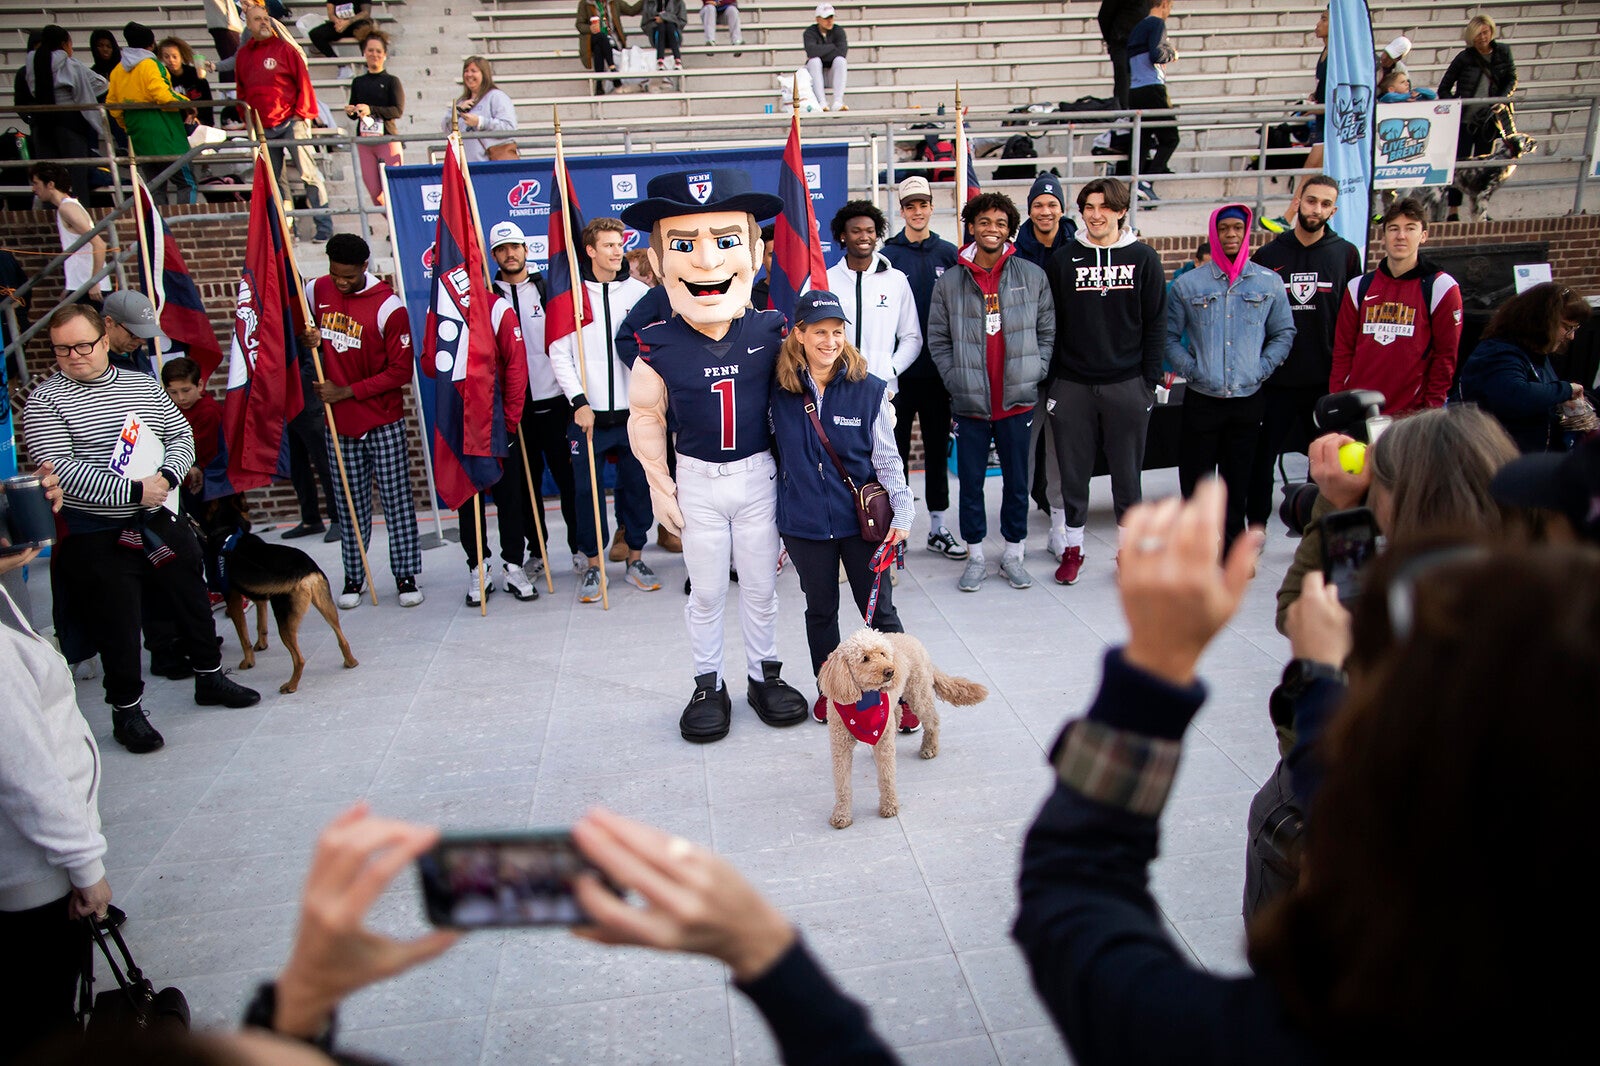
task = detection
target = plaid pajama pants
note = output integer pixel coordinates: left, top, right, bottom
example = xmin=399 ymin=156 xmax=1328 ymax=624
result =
xmin=325 ymin=419 xmax=422 ymax=587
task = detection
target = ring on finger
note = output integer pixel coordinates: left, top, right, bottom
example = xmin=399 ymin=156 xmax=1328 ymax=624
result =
xmin=1136 ymin=536 xmax=1165 ymax=553
xmin=666 ymin=836 xmax=692 ymax=861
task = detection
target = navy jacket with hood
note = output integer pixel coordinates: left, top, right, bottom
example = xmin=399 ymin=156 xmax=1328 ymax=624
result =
xmin=881 ymin=228 xmax=960 ymax=382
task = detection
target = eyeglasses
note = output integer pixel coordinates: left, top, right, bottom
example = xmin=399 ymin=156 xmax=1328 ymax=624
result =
xmin=50 ymin=340 xmax=101 ymax=358
xmin=1385 ymin=545 xmax=1489 ymax=643
xmin=1560 ymin=322 xmax=1580 ymax=340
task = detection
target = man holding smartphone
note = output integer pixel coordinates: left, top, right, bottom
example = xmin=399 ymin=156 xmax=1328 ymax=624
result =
xmin=23 ymin=305 xmax=259 ymax=754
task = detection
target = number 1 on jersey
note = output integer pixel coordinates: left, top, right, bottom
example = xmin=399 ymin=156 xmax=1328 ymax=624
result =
xmin=711 ymin=378 xmax=735 ymax=451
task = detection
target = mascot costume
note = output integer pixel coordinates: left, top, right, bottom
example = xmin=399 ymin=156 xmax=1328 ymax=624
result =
xmin=623 ymin=169 xmax=811 ymax=743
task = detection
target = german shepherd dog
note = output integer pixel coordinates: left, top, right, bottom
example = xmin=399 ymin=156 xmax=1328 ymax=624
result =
xmin=196 ymin=496 xmax=358 ymax=693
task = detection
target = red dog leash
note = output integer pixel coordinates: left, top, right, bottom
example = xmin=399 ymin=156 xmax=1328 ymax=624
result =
xmin=862 ymin=539 xmax=903 ymax=626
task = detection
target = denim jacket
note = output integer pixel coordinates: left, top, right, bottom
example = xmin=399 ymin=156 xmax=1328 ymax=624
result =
xmin=1164 ymin=260 xmax=1296 ymax=399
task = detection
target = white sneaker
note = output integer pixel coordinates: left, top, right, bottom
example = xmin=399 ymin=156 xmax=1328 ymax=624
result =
xmin=502 ymin=562 xmax=538 ymax=601
xmin=397 ymin=577 xmax=424 ymax=608
xmin=338 ymin=580 xmax=363 ymax=610
xmin=572 ymin=551 xmax=588 ymax=575
xmin=1048 ymin=529 xmax=1068 ymax=563
xmin=72 ymin=657 xmax=100 ymax=681
xmin=337 ymin=64 xmax=353 ymax=80
xmin=465 ymin=565 xmax=496 ymax=607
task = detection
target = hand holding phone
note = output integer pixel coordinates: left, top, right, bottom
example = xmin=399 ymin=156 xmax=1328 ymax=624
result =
xmin=1319 ymin=506 xmax=1380 ymax=604
xmin=418 ymin=831 xmax=606 ymax=928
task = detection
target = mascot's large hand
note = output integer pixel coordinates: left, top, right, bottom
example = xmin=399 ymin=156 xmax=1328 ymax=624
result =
xmin=626 ymin=359 xmax=685 ymax=536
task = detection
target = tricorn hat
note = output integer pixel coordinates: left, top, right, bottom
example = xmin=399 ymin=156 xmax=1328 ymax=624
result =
xmin=620 ymin=169 xmax=784 ymax=232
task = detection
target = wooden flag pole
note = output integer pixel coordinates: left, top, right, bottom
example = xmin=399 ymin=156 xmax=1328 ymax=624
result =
xmin=472 ymin=483 xmax=487 ymax=615
xmin=954 ymin=82 xmax=967 ymax=220
xmin=124 ymin=150 xmax=160 ymax=370
xmin=456 ymin=133 xmax=554 ymax=595
xmin=252 ymin=114 xmax=379 ymax=605
xmin=554 ymin=107 xmax=609 ymax=610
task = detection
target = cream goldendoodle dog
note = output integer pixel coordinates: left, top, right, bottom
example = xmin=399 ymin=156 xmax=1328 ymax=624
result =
xmin=816 ymin=629 xmax=988 ymax=829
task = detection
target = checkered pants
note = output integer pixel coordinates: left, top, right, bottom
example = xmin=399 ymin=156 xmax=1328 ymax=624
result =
xmin=325 ymin=419 xmax=422 ymax=587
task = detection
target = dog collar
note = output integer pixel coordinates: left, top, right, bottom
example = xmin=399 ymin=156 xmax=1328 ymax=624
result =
xmin=832 ymin=691 xmax=890 ymax=745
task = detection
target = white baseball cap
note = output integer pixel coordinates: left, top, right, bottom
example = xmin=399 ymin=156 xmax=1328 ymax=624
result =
xmin=488 ymin=221 xmax=529 ymax=250
xmin=897 ymin=176 xmax=932 ymax=203
xmin=1384 ymin=35 xmax=1412 ymax=60
xmin=815 ymin=4 xmax=836 ymax=19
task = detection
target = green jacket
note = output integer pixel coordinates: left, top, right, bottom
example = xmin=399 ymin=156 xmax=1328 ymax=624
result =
xmin=107 ymin=52 xmax=190 ymax=157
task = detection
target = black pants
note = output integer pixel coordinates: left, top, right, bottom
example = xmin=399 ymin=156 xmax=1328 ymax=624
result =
xmin=1106 ymin=41 xmax=1131 ymax=109
xmin=1178 ymin=389 xmax=1267 ymax=546
xmin=1246 ymin=384 xmax=1323 ymax=527
xmin=309 ymin=19 xmax=369 ymax=57
xmin=590 ymin=32 xmax=619 ymax=94
xmin=54 ymin=512 xmax=222 ymax=708
xmin=782 ymin=533 xmax=904 ymax=678
xmin=286 ymin=385 xmax=339 ymax=527
xmin=1048 ymin=377 xmax=1151 ymax=528
xmin=651 ymin=22 xmax=682 ymax=60
xmin=505 ymin=396 xmax=579 ymax=559
xmin=0 ymin=895 xmax=86 ymax=1066
xmin=1127 ymin=83 xmax=1178 ymax=176
xmin=892 ymin=374 xmax=952 ymax=515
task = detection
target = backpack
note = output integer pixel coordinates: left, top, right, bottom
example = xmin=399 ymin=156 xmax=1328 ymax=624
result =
xmin=992 ymin=134 xmax=1040 ymax=181
xmin=0 ymin=128 xmax=31 ymax=209
xmin=911 ymin=123 xmax=955 ymax=183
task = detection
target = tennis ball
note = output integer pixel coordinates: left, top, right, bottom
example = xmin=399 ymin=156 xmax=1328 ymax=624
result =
xmin=1338 ymin=441 xmax=1367 ymax=476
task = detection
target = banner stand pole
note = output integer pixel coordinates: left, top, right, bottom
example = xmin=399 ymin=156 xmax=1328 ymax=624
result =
xmin=380 ymin=162 xmax=448 ymax=550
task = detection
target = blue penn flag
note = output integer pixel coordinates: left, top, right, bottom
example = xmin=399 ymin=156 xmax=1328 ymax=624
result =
xmin=768 ymin=112 xmax=828 ymax=318
xmin=1325 ymin=0 xmax=1376 ymax=249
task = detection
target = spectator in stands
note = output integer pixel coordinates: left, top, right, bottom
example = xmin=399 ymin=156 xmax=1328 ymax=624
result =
xmin=1045 ymin=176 xmax=1166 ymax=586
xmin=158 ymin=37 xmax=214 ymax=127
xmin=309 ymin=2 xmax=375 ymax=59
xmin=1166 ymin=202 xmax=1295 ymax=546
xmin=28 ymin=162 xmax=109 ymax=306
xmin=23 ymin=304 xmax=260 ymax=754
xmin=1458 ymin=282 xmax=1590 ymax=453
xmin=825 ymin=201 xmax=922 ymax=392
xmin=1098 ymin=0 xmax=1147 ymax=110
xmin=1260 ymin=11 xmax=1329 ymax=235
xmin=1248 ymin=174 xmax=1362 ymax=532
xmin=1125 ymin=0 xmax=1178 ymax=203
xmin=1439 ymin=15 xmax=1518 ymax=220
xmin=928 ymin=192 xmax=1055 ymax=592
xmin=22 ymin=26 xmax=107 ymax=210
xmin=106 ymin=22 xmax=199 ymax=205
xmin=747 ymin=223 xmax=773 ymax=308
xmin=444 ymin=56 xmax=519 ymax=163
xmin=160 ymin=356 xmax=225 ymax=514
xmin=236 ymin=4 xmax=334 ymax=242
xmin=0 ymin=476 xmax=112 ymax=1064
xmin=1377 ymin=69 xmax=1436 ymax=103
xmin=577 ymin=1 xmax=641 ymax=96
xmin=881 ymin=176 xmax=962 ymax=561
xmin=1377 ymin=34 xmax=1410 ymax=83
xmin=203 ymin=0 xmax=243 ymax=65
xmin=701 ymin=1 xmax=743 ymax=50
xmin=299 ymin=234 xmax=425 ymax=608
xmin=642 ymin=0 xmax=687 ymax=72
xmin=1330 ymin=198 xmax=1463 ymax=416
xmin=88 ymin=29 xmax=120 ymax=83
xmin=804 ymin=4 xmax=848 ymax=112
xmin=346 ymin=30 xmax=403 ymax=207
xmin=627 ymin=248 xmax=658 ymax=287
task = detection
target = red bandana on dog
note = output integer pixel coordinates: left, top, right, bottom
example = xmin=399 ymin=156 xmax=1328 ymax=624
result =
xmin=832 ymin=691 xmax=890 ymax=744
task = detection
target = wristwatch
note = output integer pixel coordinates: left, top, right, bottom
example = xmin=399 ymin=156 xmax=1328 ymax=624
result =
xmin=242 ymin=981 xmax=338 ymax=1053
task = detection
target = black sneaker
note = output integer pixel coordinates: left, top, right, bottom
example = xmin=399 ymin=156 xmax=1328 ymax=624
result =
xmin=194 ymin=668 xmax=261 ymax=708
xmin=680 ymin=671 xmax=732 ymax=743
xmin=281 ymin=522 xmax=325 ymax=540
xmin=323 ymin=524 xmax=342 ymax=543
xmin=746 ymin=661 xmax=809 ymax=727
xmin=926 ymin=527 xmax=968 ymax=560
xmin=112 ymin=704 xmax=165 ymax=753
xmin=149 ymin=646 xmax=192 ymax=681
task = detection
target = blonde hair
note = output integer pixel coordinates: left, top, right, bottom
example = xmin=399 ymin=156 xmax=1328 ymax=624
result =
xmin=1464 ymin=15 xmax=1497 ymax=44
xmin=774 ymin=326 xmax=867 ymax=395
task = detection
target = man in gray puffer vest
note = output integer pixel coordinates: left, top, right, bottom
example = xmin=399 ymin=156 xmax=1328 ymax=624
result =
xmin=928 ymin=192 xmax=1055 ymax=594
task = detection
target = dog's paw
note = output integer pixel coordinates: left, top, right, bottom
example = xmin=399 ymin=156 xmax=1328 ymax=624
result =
xmin=830 ymin=806 xmax=853 ymax=829
xmin=278 ymin=681 xmax=298 ymax=694
xmin=920 ymin=740 xmax=938 ymax=759
xmin=878 ymin=801 xmax=899 ymax=819
xmin=238 ymin=656 xmax=254 ymax=670
xmin=253 ymin=637 xmax=269 ymax=651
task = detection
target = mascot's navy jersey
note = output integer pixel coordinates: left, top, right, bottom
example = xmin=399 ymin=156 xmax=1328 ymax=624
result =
xmin=635 ymin=309 xmax=788 ymax=462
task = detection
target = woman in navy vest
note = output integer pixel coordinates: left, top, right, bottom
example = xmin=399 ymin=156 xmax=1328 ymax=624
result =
xmin=771 ymin=291 xmax=915 ymax=725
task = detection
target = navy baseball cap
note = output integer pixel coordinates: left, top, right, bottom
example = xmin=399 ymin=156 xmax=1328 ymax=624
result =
xmin=793 ymin=290 xmax=850 ymax=324
xmin=620 ymin=169 xmax=784 ymax=231
xmin=1491 ymin=433 xmax=1600 ymax=545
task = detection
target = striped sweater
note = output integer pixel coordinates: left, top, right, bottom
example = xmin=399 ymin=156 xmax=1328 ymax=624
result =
xmin=22 ymin=366 xmax=195 ymax=532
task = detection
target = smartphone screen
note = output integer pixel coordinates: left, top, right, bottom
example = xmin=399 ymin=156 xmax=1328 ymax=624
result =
xmin=1319 ymin=507 xmax=1380 ymax=604
xmin=417 ymin=831 xmax=599 ymax=928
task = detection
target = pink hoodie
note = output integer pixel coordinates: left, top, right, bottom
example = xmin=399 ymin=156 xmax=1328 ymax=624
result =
xmin=1207 ymin=202 xmax=1254 ymax=287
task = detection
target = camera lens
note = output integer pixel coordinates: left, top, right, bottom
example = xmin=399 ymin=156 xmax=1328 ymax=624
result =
xmin=1279 ymin=482 xmax=1321 ymax=537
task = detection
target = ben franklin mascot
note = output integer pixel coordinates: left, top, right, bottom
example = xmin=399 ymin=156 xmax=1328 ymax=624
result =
xmin=624 ymin=169 xmax=810 ymax=743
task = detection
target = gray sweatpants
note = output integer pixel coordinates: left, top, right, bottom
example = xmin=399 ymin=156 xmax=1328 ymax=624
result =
xmin=1046 ymin=377 xmax=1152 ymax=529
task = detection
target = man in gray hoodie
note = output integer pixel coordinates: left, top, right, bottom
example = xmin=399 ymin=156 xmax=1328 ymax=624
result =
xmin=1044 ymin=177 xmax=1167 ymax=586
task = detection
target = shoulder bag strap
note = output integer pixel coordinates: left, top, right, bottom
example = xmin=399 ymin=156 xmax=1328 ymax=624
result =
xmin=802 ymin=398 xmax=860 ymax=494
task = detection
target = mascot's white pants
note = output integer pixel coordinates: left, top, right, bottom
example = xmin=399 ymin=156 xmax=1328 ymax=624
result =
xmin=676 ymin=453 xmax=781 ymax=684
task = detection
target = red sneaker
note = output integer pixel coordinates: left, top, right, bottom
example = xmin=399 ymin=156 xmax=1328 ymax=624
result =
xmin=812 ymin=693 xmax=828 ymax=724
xmin=1054 ymin=546 xmax=1084 ymax=585
xmin=208 ymin=591 xmax=227 ymax=612
xmin=898 ymin=699 xmax=921 ymax=734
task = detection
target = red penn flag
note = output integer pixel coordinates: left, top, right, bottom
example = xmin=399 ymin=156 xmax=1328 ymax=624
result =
xmin=769 ymin=112 xmax=828 ymax=317
xmin=543 ymin=149 xmax=592 ymax=345
xmin=423 ymin=141 xmax=499 ymax=461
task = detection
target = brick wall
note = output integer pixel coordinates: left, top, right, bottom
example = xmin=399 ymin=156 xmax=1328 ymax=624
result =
xmin=13 ymin=207 xmax=1599 ymax=502
xmin=6 ymin=203 xmax=438 ymax=522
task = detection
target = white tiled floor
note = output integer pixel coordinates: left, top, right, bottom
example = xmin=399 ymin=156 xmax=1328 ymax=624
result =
xmin=49 ymin=464 xmax=1300 ymax=1064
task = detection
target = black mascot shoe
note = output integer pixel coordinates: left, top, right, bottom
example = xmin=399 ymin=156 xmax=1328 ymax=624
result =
xmin=680 ymin=671 xmax=732 ymax=743
xmin=747 ymin=660 xmax=809 ymax=727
